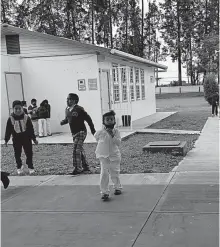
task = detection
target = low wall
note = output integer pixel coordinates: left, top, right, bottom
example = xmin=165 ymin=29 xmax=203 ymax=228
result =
xmin=156 ymin=85 xmax=204 ymax=94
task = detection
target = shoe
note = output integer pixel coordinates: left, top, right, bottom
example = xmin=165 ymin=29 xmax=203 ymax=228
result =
xmin=68 ymin=169 xmax=82 ymax=175
xmin=101 ymin=194 xmax=109 ymax=201
xmin=1 ymin=172 xmax=10 ymax=189
xmin=48 ymin=134 xmax=52 ymax=136
xmin=29 ymin=169 xmax=35 ymax=174
xmin=39 ymin=136 xmax=43 ymax=138
xmin=114 ymin=189 xmax=122 ymax=195
xmin=82 ymin=167 xmax=91 ymax=173
xmin=17 ymin=166 xmax=24 ymax=175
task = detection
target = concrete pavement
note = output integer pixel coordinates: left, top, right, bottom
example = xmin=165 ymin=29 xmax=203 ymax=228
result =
xmin=1 ymin=117 xmax=219 ymax=247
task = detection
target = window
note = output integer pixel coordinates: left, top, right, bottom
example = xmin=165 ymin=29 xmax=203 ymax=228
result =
xmin=112 ymin=63 xmax=119 ymax=83
xmin=112 ymin=64 xmax=120 ymax=102
xmin=130 ymin=67 xmax=135 ymax=101
xmin=121 ymin=67 xmax=128 ymax=101
xmin=140 ymin=69 xmax=145 ymax=99
xmin=6 ymin=35 xmax=20 ymax=54
xmin=135 ymin=68 xmax=140 ymax=100
xmin=113 ymin=84 xmax=120 ymax=102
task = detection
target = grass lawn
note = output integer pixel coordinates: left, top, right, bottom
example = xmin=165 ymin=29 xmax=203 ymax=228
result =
xmin=147 ymin=110 xmax=210 ymax=131
xmin=151 ymin=95 xmax=210 ymax=131
xmin=1 ymin=133 xmax=199 ymax=176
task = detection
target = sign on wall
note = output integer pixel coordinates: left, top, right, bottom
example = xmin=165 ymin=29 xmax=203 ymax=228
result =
xmin=88 ymin=78 xmax=98 ymax=90
xmin=150 ymin=76 xmax=154 ymax=83
xmin=78 ymin=79 xmax=86 ymax=91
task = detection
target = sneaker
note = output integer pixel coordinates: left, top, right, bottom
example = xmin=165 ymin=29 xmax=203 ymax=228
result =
xmin=114 ymin=189 xmax=122 ymax=195
xmin=17 ymin=166 xmax=24 ymax=175
xmin=101 ymin=194 xmax=109 ymax=201
xmin=1 ymin=172 xmax=10 ymax=189
xmin=82 ymin=167 xmax=91 ymax=173
xmin=48 ymin=134 xmax=52 ymax=136
xmin=68 ymin=169 xmax=82 ymax=175
xmin=29 ymin=169 xmax=35 ymax=174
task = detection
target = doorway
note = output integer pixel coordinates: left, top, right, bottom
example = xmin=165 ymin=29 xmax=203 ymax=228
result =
xmin=5 ymin=72 xmax=24 ymax=114
xmin=99 ymin=69 xmax=111 ymax=115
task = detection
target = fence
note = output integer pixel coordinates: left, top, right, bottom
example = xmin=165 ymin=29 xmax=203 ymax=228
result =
xmin=155 ymin=85 xmax=204 ymax=94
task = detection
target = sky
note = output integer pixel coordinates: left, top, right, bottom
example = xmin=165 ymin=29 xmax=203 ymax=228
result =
xmin=16 ymin=0 xmax=186 ymax=85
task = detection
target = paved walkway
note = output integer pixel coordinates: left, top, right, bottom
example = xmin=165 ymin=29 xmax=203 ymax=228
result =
xmin=1 ymin=117 xmax=219 ymax=247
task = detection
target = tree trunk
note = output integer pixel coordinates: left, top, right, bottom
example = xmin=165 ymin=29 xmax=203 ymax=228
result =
xmin=125 ymin=0 xmax=128 ymax=52
xmin=148 ymin=1 xmax=151 ymax=59
xmin=108 ymin=0 xmax=113 ymax=48
xmin=92 ymin=0 xmax=94 ymax=44
xmin=141 ymin=0 xmax=144 ymax=57
xmin=177 ymin=0 xmax=182 ymax=86
xmin=189 ymin=35 xmax=194 ymax=85
xmin=1 ymin=0 xmax=7 ymax=23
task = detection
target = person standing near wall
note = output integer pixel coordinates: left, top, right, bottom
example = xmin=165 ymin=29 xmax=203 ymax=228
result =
xmin=21 ymin=101 xmax=28 ymax=114
xmin=28 ymin=99 xmax=39 ymax=136
xmin=60 ymin=93 xmax=96 ymax=175
xmin=37 ymin=100 xmax=48 ymax=138
xmin=44 ymin=100 xmax=52 ymax=136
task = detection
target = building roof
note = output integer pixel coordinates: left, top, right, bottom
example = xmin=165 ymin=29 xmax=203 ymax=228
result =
xmin=1 ymin=24 xmax=167 ymax=70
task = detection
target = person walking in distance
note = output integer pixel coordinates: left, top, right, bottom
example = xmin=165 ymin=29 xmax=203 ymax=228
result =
xmin=211 ymin=92 xmax=219 ymax=117
xmin=60 ymin=93 xmax=96 ymax=175
xmin=28 ymin=99 xmax=38 ymax=136
xmin=94 ymin=110 xmax=122 ymax=201
xmin=4 ymin=100 xmax=38 ymax=175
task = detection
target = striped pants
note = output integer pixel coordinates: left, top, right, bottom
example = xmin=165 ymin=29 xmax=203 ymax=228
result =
xmin=72 ymin=131 xmax=88 ymax=171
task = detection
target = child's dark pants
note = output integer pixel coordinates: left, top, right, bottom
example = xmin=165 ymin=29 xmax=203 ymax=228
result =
xmin=212 ymin=104 xmax=218 ymax=116
xmin=13 ymin=138 xmax=34 ymax=169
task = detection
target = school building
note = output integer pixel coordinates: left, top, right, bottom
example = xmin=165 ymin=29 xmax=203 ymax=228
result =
xmin=1 ymin=24 xmax=167 ymax=138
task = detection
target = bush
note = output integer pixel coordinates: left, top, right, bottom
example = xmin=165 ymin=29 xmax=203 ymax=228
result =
xmin=203 ymin=73 xmax=219 ymax=105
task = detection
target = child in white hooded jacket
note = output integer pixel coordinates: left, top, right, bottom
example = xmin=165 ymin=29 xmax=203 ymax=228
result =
xmin=94 ymin=110 xmax=122 ymax=201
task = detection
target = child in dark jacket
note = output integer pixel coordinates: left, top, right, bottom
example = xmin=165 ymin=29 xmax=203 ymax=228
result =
xmin=4 ymin=100 xmax=38 ymax=175
xmin=60 ymin=93 xmax=96 ymax=175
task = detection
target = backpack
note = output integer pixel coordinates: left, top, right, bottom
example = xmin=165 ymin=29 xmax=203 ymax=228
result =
xmin=10 ymin=115 xmax=28 ymax=133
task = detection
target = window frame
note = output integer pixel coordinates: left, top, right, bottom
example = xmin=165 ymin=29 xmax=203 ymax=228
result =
xmin=140 ymin=69 xmax=145 ymax=100
xmin=112 ymin=64 xmax=120 ymax=103
xmin=135 ymin=68 xmax=141 ymax=100
xmin=130 ymin=67 xmax=135 ymax=101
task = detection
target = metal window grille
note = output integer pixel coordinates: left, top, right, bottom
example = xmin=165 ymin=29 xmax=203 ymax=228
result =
xmin=6 ymin=35 xmax=20 ymax=54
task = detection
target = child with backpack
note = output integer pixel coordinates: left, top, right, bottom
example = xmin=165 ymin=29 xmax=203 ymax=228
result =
xmin=4 ymin=100 xmax=38 ymax=175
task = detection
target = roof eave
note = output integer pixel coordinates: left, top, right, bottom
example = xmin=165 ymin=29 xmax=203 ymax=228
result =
xmin=110 ymin=49 xmax=168 ymax=70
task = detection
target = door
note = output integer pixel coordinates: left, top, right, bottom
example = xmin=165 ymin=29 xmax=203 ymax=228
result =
xmin=100 ymin=69 xmax=111 ymax=114
xmin=5 ymin=73 xmax=24 ymax=114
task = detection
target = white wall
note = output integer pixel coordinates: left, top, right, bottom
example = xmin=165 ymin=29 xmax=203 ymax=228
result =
xmin=21 ymin=54 xmax=102 ymax=133
xmin=1 ymin=55 xmax=21 ymax=139
xmin=98 ymin=57 xmax=156 ymax=126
